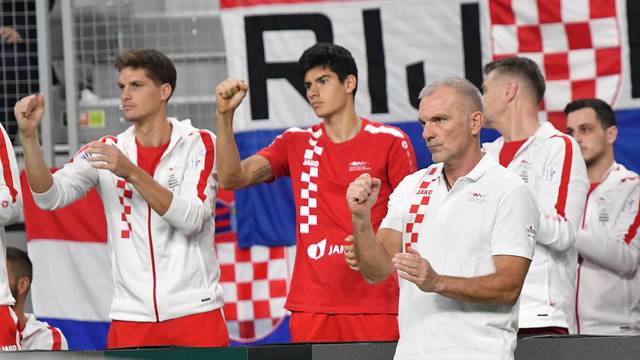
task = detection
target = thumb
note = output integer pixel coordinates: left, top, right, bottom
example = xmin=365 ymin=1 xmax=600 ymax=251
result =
xmin=406 ymin=247 xmax=421 ymax=257
xmin=344 ymin=234 xmax=354 ymax=244
xmin=370 ymin=177 xmax=382 ymax=195
xmin=36 ymin=93 xmax=45 ymax=109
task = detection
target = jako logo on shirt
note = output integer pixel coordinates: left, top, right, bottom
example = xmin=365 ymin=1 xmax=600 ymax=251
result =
xmin=349 ymin=160 xmax=371 ymax=172
xmin=303 ymin=158 xmax=319 ymax=167
xmin=307 ymin=239 xmax=327 ymax=260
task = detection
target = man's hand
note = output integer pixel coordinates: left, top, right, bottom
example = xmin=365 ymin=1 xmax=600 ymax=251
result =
xmin=0 ymin=27 xmax=23 ymax=43
xmin=393 ymin=247 xmax=442 ymax=293
xmin=216 ymin=79 xmax=248 ymax=116
xmin=346 ymin=173 xmax=381 ymax=219
xmin=14 ymin=94 xmax=45 ymax=139
xmin=344 ymin=235 xmax=359 ymax=271
xmin=86 ymin=141 xmax=138 ymax=180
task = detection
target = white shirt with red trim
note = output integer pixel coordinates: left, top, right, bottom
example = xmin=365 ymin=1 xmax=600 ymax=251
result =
xmin=20 ymin=313 xmax=68 ymax=350
xmin=257 ymin=118 xmax=416 ymax=314
xmin=381 ymin=155 xmax=538 ymax=360
xmin=484 ymin=121 xmax=589 ymax=332
xmin=0 ymin=123 xmax=23 ymax=307
xmin=32 ymin=118 xmax=223 ymax=322
xmin=576 ymin=162 xmax=640 ymax=335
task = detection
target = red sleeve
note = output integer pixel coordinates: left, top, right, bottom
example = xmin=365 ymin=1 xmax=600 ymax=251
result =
xmin=387 ymin=131 xmax=417 ymax=188
xmin=256 ymin=131 xmax=291 ymax=180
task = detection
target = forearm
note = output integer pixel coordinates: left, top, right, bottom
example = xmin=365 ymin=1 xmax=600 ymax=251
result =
xmin=127 ymin=166 xmax=173 ymax=216
xmin=20 ymin=132 xmax=53 ymax=193
xmin=537 ymin=213 xmax=577 ymax=251
xmin=576 ymin=229 xmax=639 ymax=275
xmin=352 ymin=216 xmax=395 ymax=283
xmin=435 ymin=273 xmax=523 ymax=305
xmin=215 ymin=111 xmax=248 ymax=189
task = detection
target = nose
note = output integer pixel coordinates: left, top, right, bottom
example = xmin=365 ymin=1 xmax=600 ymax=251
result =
xmin=422 ymin=122 xmax=435 ymax=143
xmin=307 ymin=84 xmax=318 ymax=100
xmin=121 ymin=86 xmax=131 ymax=101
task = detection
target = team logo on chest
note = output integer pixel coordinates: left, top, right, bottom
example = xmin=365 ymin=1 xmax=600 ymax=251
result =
xmin=348 ymin=160 xmax=371 ymax=172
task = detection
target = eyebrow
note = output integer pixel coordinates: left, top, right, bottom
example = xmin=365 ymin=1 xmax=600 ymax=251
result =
xmin=305 ymin=75 xmax=330 ymax=84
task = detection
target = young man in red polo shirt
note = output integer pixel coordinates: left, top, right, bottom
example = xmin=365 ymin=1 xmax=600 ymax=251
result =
xmin=215 ymin=43 xmax=416 ymax=342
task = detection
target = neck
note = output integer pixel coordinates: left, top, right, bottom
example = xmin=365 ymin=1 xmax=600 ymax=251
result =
xmin=443 ymin=146 xmax=483 ymax=189
xmin=13 ymin=300 xmax=26 ymax=329
xmin=322 ymin=105 xmax=360 ymax=143
xmin=587 ymin=151 xmax=615 ymax=183
xmin=135 ymin=116 xmax=172 ymax=147
xmin=494 ymin=102 xmax=540 ymax=142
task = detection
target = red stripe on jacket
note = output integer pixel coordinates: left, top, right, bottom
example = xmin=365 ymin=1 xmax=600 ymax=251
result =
xmin=0 ymin=129 xmax=17 ymax=203
xmin=552 ymin=135 xmax=573 ymax=219
xmin=197 ymin=131 xmax=215 ymax=202
xmin=624 ymin=195 xmax=640 ymax=244
xmin=48 ymin=326 xmax=62 ymax=350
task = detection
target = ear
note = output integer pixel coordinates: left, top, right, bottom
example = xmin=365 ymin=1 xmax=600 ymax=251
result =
xmin=469 ymin=111 xmax=484 ymax=136
xmin=504 ymin=81 xmax=518 ymax=103
xmin=17 ymin=276 xmax=30 ymax=297
xmin=160 ymin=83 xmax=172 ymax=102
xmin=344 ymin=74 xmax=357 ymax=95
xmin=606 ymin=125 xmax=617 ymax=145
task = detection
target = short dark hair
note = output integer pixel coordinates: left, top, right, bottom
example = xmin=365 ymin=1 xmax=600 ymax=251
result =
xmin=6 ymin=247 xmax=32 ymax=282
xmin=564 ymin=98 xmax=616 ymax=129
xmin=484 ymin=56 xmax=546 ymax=103
xmin=114 ymin=48 xmax=177 ymax=100
xmin=298 ymin=43 xmax=358 ymax=95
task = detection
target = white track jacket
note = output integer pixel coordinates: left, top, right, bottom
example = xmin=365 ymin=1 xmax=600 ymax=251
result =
xmin=576 ymin=162 xmax=640 ymax=335
xmin=484 ymin=122 xmax=589 ymax=332
xmin=32 ymin=118 xmax=224 ymax=322
xmin=0 ymin=123 xmax=23 ymax=307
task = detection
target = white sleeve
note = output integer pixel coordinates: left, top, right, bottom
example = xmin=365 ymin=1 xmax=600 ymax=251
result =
xmin=31 ymin=146 xmax=99 ymax=210
xmin=577 ymin=180 xmax=640 ymax=276
xmin=536 ymin=136 xmax=589 ymax=252
xmin=0 ymin=124 xmax=22 ymax=225
xmin=491 ymin=183 xmax=539 ymax=259
xmin=162 ymin=130 xmax=217 ymax=236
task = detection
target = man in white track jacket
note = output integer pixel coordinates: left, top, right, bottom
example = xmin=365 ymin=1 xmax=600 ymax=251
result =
xmin=14 ymin=49 xmax=228 ymax=348
xmin=482 ymin=57 xmax=589 ymax=335
xmin=6 ymin=247 xmax=68 ymax=350
xmin=565 ymin=98 xmax=640 ymax=335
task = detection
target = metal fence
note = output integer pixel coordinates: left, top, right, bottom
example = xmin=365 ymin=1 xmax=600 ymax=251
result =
xmin=0 ymin=0 xmax=226 ymax=165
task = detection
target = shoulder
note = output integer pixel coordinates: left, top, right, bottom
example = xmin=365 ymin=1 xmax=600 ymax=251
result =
xmin=396 ymin=166 xmax=435 ymax=191
xmin=535 ymin=123 xmax=579 ymax=151
xmin=361 ymin=119 xmax=409 ymax=140
xmin=484 ymin=158 xmax=531 ymax=195
xmin=609 ymin=164 xmax=640 ymax=190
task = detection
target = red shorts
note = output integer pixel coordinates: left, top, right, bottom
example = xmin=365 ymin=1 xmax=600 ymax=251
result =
xmin=107 ymin=309 xmax=229 ymax=349
xmin=0 ymin=305 xmax=19 ymax=351
xmin=518 ymin=326 xmax=569 ymax=337
xmin=290 ymin=311 xmax=398 ymax=343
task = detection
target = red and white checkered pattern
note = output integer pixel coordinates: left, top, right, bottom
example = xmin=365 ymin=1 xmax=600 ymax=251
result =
xmin=488 ymin=0 xmax=621 ymax=126
xmin=299 ymin=129 xmax=323 ymax=234
xmin=116 ymin=179 xmax=132 ymax=239
xmin=215 ymin=239 xmax=292 ymax=342
xmin=404 ymin=167 xmax=438 ymax=252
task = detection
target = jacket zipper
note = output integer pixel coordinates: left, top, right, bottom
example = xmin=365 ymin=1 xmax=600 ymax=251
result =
xmin=148 ymin=204 xmax=159 ymax=322
xmin=576 ymin=183 xmax=600 ymax=334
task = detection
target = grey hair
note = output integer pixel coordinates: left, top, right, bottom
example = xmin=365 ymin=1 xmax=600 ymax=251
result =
xmin=418 ymin=77 xmax=483 ymax=114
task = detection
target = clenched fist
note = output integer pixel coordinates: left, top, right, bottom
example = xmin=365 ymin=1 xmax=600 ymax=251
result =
xmin=14 ymin=94 xmax=45 ymax=139
xmin=346 ymin=173 xmax=381 ymax=219
xmin=216 ymin=79 xmax=248 ymax=115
